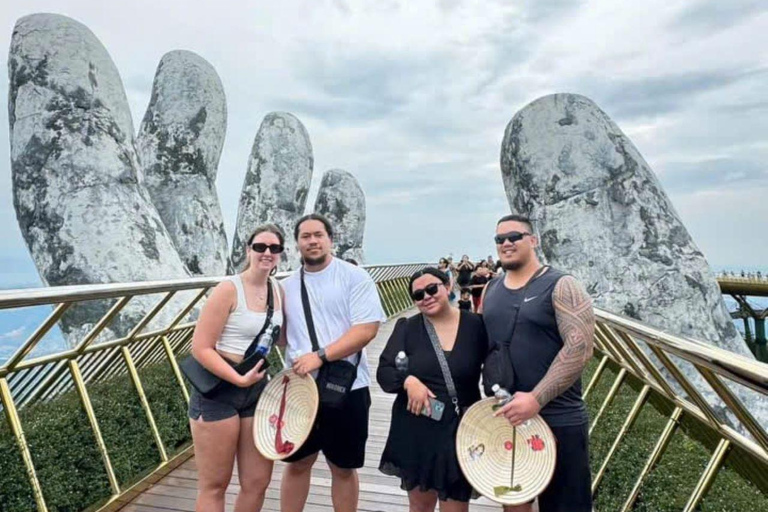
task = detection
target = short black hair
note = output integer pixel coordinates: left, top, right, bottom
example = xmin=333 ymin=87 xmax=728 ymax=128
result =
xmin=461 ymin=287 xmax=470 ymax=294
xmin=497 ymin=213 xmax=533 ymax=232
xmin=294 ymin=213 xmax=334 ymax=241
xmin=409 ymin=267 xmax=451 ymax=293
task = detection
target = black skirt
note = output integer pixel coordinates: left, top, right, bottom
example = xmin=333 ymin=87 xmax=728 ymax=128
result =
xmin=379 ymin=394 xmax=476 ymax=502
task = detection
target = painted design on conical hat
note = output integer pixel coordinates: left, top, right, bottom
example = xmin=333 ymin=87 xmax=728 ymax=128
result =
xmin=456 ymin=397 xmax=556 ymax=505
xmin=253 ymin=369 xmax=318 ymax=460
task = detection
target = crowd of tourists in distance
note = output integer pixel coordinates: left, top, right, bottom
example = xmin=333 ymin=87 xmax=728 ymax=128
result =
xmin=186 ymin=212 xmax=596 ymax=512
xmin=437 ymin=254 xmax=501 ymax=312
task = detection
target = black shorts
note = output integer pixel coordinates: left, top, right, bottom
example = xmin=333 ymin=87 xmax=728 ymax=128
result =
xmin=188 ymin=381 xmax=265 ymax=422
xmin=284 ymin=386 xmax=371 ymax=469
xmin=538 ymin=422 xmax=593 ymax=512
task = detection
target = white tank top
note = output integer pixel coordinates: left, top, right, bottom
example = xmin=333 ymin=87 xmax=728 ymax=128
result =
xmin=215 ymin=275 xmax=283 ymax=356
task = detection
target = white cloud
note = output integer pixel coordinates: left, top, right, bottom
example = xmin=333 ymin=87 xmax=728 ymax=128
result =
xmin=0 ymin=326 xmax=25 ymax=340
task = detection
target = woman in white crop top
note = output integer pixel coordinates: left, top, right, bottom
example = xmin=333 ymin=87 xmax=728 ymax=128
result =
xmin=189 ymin=224 xmax=286 ymax=512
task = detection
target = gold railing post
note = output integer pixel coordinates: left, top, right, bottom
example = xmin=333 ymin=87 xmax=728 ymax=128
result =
xmin=121 ymin=347 xmax=168 ymax=462
xmin=697 ymin=366 xmax=768 ymax=453
xmin=394 ymin=278 xmax=409 ymax=312
xmin=74 ymin=296 xmax=133 ymax=352
xmin=682 ymin=438 xmax=731 ymax=512
xmin=68 ymin=360 xmax=121 ymax=494
xmin=161 ymin=336 xmax=190 ymax=404
xmin=592 ymin=384 xmax=651 ymax=492
xmin=593 ymin=320 xmax=626 ymax=365
xmin=648 ymin=346 xmax=723 ymax=428
xmin=0 ymin=377 xmax=48 ymax=512
xmin=385 ymin=280 xmax=399 ymax=316
xmin=620 ymin=406 xmax=683 ymax=512
xmin=378 ymin=281 xmax=397 ymax=317
xmin=390 ymin=279 xmax=407 ymax=313
xmin=583 ymin=355 xmax=609 ymax=400
xmin=598 ymin=324 xmax=648 ymax=379
xmin=374 ymin=284 xmax=389 ymax=317
xmin=620 ymin=334 xmax=679 ymax=398
xmin=2 ymin=302 xmax=72 ymax=374
xmin=590 ymin=368 xmax=627 ymax=435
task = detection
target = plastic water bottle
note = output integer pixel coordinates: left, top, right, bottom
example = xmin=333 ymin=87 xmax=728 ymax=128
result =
xmin=254 ymin=324 xmax=275 ymax=357
xmin=492 ymin=383 xmax=513 ymax=405
xmin=395 ymin=351 xmax=409 ymax=372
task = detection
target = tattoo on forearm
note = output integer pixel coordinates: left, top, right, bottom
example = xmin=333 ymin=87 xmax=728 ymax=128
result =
xmin=533 ymin=276 xmax=595 ymax=406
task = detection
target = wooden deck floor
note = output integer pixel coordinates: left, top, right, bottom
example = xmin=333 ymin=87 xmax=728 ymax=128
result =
xmin=123 ymin=311 xmax=507 ymax=511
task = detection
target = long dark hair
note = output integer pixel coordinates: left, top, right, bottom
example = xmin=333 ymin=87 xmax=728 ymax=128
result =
xmin=243 ymin=224 xmax=285 ymax=275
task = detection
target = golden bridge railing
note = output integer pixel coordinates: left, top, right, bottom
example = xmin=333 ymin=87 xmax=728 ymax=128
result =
xmin=2 ymin=263 xmax=766 ymax=512
xmin=0 ymin=263 xmax=427 ymax=512
xmin=588 ymin=308 xmax=768 ymax=511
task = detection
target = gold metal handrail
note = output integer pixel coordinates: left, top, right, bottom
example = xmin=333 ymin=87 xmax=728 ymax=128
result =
xmin=0 ymin=263 xmax=427 ymax=512
xmin=589 ymin=308 xmax=768 ymax=511
xmin=2 ymin=264 xmax=766 ymax=512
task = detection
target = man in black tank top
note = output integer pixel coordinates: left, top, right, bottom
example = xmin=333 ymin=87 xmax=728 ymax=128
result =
xmin=480 ymin=214 xmax=595 ymax=512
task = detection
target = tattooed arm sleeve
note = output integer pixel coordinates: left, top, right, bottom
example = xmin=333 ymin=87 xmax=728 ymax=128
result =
xmin=531 ymin=275 xmax=595 ymax=407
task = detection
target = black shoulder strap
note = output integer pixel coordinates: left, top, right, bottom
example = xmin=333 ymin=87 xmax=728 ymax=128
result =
xmin=243 ymin=279 xmax=275 ymax=358
xmin=500 ymin=265 xmax=549 ymax=388
xmin=423 ymin=315 xmax=461 ymax=415
xmin=300 ymin=267 xmax=320 ymax=352
xmin=504 ymin=265 xmax=549 ymax=346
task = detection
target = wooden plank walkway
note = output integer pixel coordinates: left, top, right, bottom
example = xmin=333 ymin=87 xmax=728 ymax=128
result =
xmin=123 ymin=311 xmax=506 ymax=511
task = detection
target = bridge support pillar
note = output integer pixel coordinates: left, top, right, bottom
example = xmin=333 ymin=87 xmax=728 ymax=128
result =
xmin=742 ymin=317 xmax=753 ymax=344
xmin=754 ymin=317 xmax=767 ymax=362
xmin=754 ymin=317 xmax=766 ymax=344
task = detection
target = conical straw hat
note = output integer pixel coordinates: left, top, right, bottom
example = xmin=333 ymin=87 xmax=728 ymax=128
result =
xmin=253 ymin=369 xmax=318 ymax=460
xmin=456 ymin=397 xmax=556 ymax=505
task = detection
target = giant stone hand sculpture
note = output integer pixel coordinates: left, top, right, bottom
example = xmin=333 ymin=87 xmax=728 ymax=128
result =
xmin=500 ymin=93 xmax=765 ymax=427
xmin=9 ymin=14 xmax=192 ymax=344
xmin=231 ymin=112 xmax=313 ymax=271
xmin=314 ymin=169 xmax=366 ymax=263
xmin=137 ymin=50 xmax=229 ymax=276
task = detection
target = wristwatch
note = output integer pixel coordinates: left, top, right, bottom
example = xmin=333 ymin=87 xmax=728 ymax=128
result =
xmin=317 ymin=348 xmax=328 ymax=364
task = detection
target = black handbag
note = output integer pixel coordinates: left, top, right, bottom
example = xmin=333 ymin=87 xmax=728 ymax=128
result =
xmin=181 ymin=277 xmax=278 ymax=396
xmin=300 ymin=267 xmax=359 ymax=409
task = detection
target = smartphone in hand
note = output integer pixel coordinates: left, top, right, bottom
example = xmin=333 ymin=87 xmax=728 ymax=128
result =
xmin=421 ymin=397 xmax=445 ymax=421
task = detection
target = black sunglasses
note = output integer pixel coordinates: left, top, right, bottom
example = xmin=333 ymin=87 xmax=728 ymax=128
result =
xmin=411 ymin=283 xmax=441 ymax=301
xmin=251 ymin=243 xmax=284 ymax=254
xmin=494 ymin=231 xmax=532 ymax=245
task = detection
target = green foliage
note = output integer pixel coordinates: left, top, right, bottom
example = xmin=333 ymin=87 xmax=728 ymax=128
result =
xmin=702 ymin=446 xmax=768 ymax=511
xmin=0 ymin=360 xmax=191 ymax=512
xmin=588 ymin=377 xmax=642 ymax=477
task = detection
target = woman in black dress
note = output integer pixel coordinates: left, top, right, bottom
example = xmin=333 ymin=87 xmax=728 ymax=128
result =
xmin=378 ymin=267 xmax=488 ymax=512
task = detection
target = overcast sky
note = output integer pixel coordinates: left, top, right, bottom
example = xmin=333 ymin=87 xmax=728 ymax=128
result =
xmin=1 ymin=0 xmax=767 ymax=289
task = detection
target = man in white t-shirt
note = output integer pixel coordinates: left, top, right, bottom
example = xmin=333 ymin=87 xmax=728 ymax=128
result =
xmin=280 ymin=213 xmax=386 ymax=512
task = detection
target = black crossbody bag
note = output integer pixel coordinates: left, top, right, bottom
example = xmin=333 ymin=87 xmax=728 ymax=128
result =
xmin=300 ymin=267 xmax=360 ymax=409
xmin=180 ymin=278 xmax=278 ymax=396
